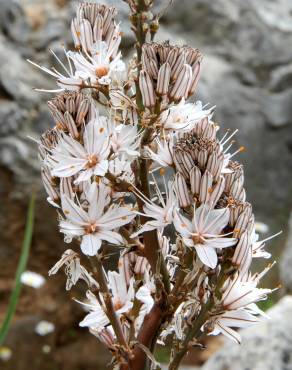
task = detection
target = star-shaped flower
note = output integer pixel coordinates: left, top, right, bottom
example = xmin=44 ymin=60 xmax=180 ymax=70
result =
xmin=174 ymin=205 xmax=237 ymax=268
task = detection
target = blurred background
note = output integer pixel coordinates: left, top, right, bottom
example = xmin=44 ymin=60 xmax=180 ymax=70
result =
xmin=0 ymin=0 xmax=292 ymax=369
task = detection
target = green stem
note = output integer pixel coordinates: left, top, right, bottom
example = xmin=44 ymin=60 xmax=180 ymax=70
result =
xmin=168 ymin=261 xmax=232 ymax=370
xmin=0 ymin=194 xmax=35 ymax=345
xmin=168 ymin=300 xmax=212 ymax=370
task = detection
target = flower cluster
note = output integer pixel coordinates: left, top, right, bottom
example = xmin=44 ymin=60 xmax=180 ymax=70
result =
xmin=33 ymin=1 xmax=278 ymax=369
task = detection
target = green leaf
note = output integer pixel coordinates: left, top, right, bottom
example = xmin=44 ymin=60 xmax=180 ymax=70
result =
xmin=0 ymin=194 xmax=35 ymax=345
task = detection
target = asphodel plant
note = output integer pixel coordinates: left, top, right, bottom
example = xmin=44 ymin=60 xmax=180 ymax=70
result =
xmin=30 ymin=1 xmax=279 ymax=369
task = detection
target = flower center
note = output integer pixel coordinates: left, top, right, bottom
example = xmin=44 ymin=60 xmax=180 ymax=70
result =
xmin=175 ymin=116 xmax=183 ymax=123
xmin=86 ymin=154 xmax=98 ymax=169
xmin=84 ymin=223 xmax=98 ymax=234
xmin=95 ymin=66 xmax=109 ymax=78
xmin=113 ymin=299 xmax=124 ymax=311
xmin=192 ymin=233 xmax=205 ymax=245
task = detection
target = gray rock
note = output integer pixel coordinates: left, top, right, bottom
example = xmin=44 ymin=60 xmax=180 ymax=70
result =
xmin=0 ymin=35 xmax=52 ymax=107
xmin=161 ymin=366 xmax=199 ymax=370
xmin=201 ymin=296 xmax=292 ymax=370
xmin=164 ymin=0 xmax=292 ymax=67
xmin=263 ymin=89 xmax=292 ymax=128
xmin=0 ymin=0 xmax=30 ymax=43
xmin=30 ymin=18 xmax=70 ymax=50
xmin=0 ymin=100 xmax=26 ymax=135
xmin=280 ymin=213 xmax=292 ymax=292
xmin=0 ymin=135 xmax=40 ymax=180
xmin=269 ymin=63 xmax=292 ymax=92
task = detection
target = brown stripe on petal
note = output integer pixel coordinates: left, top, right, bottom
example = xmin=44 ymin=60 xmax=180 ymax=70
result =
xmin=171 ymin=52 xmax=186 ymax=80
xmin=190 ymin=165 xmax=202 ymax=195
xmin=156 ymin=62 xmax=171 ymax=95
xmin=189 ymin=61 xmax=201 ymax=95
xmin=175 ymin=173 xmax=191 ymax=208
xmin=80 ymin=19 xmax=93 ymax=52
xmin=208 ymin=176 xmax=225 ymax=206
xmin=139 ymin=70 xmax=156 ymax=108
xmin=199 ymin=170 xmax=213 ymax=203
xmin=93 ymin=14 xmax=103 ymax=42
xmin=76 ymin=98 xmax=90 ymax=126
xmin=169 ymin=64 xmax=193 ymax=101
xmin=64 ymin=112 xmax=79 ymax=139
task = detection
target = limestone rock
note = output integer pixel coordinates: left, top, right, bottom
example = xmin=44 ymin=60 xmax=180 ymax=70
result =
xmin=0 ymin=0 xmax=30 ymax=44
xmin=280 ymin=213 xmax=292 ymax=293
xmin=0 ymin=36 xmax=52 ymax=107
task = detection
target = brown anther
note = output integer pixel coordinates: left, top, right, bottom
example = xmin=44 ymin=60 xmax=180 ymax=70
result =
xmin=95 ymin=66 xmax=109 ymax=78
xmin=192 ymin=234 xmax=204 ymax=244
xmin=113 ymin=300 xmax=124 ymax=310
xmin=84 ymin=223 xmax=98 ymax=234
xmin=86 ymin=154 xmax=98 ymax=168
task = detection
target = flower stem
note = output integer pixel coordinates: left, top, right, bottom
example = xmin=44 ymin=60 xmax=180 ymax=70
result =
xmin=94 ymin=256 xmax=130 ymax=354
xmin=168 ymin=300 xmax=212 ymax=370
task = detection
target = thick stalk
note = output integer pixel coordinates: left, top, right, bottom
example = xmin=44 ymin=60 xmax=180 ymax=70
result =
xmin=126 ymin=1 xmax=171 ymax=368
xmin=132 ymin=0 xmax=170 ymax=293
xmin=129 ymin=302 xmax=164 ymax=370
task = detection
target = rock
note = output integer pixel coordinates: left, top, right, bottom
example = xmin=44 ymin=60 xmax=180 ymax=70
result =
xmin=30 ymin=18 xmax=70 ymax=50
xmin=161 ymin=366 xmax=199 ymax=370
xmin=163 ymin=0 xmax=292 ymax=67
xmin=280 ymin=213 xmax=292 ymax=292
xmin=269 ymin=64 xmax=292 ymax=92
xmin=0 ymin=100 xmax=26 ymax=135
xmin=201 ymin=296 xmax=292 ymax=370
xmin=0 ymin=135 xmax=39 ymax=181
xmin=0 ymin=35 xmax=52 ymax=107
xmin=263 ymin=89 xmax=292 ymax=128
xmin=0 ymin=0 xmax=30 ymax=44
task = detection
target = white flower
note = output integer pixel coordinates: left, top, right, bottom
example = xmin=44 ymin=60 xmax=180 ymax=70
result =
xmin=221 ymin=274 xmax=271 ymax=311
xmin=108 ymin=156 xmax=135 ymax=196
xmin=48 ymin=249 xmax=98 ymax=290
xmin=131 ymin=181 xmax=176 ymax=237
xmin=110 ymin=90 xmax=138 ymax=124
xmin=159 ymin=100 xmax=213 ymax=132
xmin=42 ymin=345 xmax=51 ymax=354
xmin=60 ymin=183 xmax=136 ymax=256
xmin=251 ymin=229 xmax=281 ymax=259
xmin=79 ymin=271 xmax=134 ymax=330
xmin=68 ymin=41 xmax=125 ymax=86
xmin=205 ymin=271 xmax=272 ymax=343
xmin=0 ymin=347 xmax=12 ymax=362
xmin=109 ymin=123 xmax=140 ymax=157
xmin=20 ymin=271 xmax=46 ymax=289
xmin=206 ymin=309 xmax=261 ymax=344
xmin=28 ymin=49 xmax=84 ymax=93
xmin=136 ymin=274 xmax=155 ymax=314
xmin=173 ymin=205 xmax=237 ymax=269
xmin=35 ymin=321 xmax=55 ymax=336
xmin=49 ymin=118 xmax=110 ymax=183
xmin=145 ymin=135 xmax=174 ymax=168
xmin=135 ymin=273 xmax=155 ymax=334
